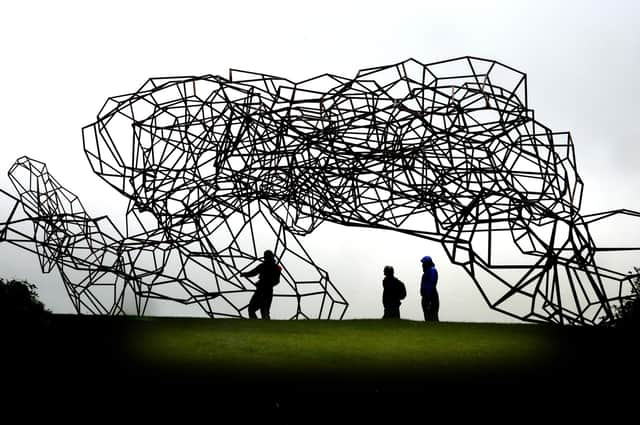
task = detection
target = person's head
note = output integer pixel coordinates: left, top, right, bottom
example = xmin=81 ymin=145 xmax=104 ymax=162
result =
xmin=421 ymin=255 xmax=434 ymax=271
xmin=383 ymin=265 xmax=394 ymax=277
xmin=263 ymin=250 xmax=275 ymax=263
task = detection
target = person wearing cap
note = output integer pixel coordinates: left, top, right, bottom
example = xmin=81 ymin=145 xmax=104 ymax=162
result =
xmin=420 ymin=256 xmax=439 ymax=322
xmin=241 ymin=250 xmax=282 ymax=319
xmin=382 ymin=265 xmax=406 ymax=319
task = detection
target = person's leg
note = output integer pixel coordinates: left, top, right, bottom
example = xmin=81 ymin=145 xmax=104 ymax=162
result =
xmin=383 ymin=305 xmax=392 ymax=319
xmin=248 ymin=292 xmax=260 ymax=319
xmin=260 ymin=292 xmax=273 ymax=320
xmin=391 ymin=304 xmax=400 ymax=319
xmin=424 ymin=295 xmax=437 ymax=321
xmin=421 ymin=296 xmax=429 ymax=321
xmin=433 ymin=291 xmax=440 ymax=322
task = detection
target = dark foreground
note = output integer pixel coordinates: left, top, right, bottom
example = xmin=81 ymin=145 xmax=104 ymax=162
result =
xmin=3 ymin=315 xmax=638 ymax=419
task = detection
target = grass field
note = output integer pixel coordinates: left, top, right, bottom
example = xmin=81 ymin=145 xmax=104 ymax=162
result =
xmin=5 ymin=314 xmax=638 ymax=413
xmin=8 ymin=315 xmax=632 ymax=384
xmin=126 ymin=318 xmax=560 ymax=381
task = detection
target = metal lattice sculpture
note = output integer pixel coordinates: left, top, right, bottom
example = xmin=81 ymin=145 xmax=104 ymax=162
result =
xmin=1 ymin=56 xmax=639 ymax=323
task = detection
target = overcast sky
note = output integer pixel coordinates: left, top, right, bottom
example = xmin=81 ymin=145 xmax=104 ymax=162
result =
xmin=1 ymin=0 xmax=639 ymax=322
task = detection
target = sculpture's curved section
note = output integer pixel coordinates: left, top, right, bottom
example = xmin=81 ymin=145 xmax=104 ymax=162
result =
xmin=1 ymin=56 xmax=637 ymax=323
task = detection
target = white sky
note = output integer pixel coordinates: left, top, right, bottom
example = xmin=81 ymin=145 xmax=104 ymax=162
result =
xmin=1 ymin=0 xmax=639 ymax=322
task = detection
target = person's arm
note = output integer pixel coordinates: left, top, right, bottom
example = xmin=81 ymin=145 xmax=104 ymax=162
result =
xmin=241 ymin=264 xmax=261 ymax=278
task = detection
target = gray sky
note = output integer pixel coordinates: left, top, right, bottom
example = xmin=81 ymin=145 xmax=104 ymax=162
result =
xmin=1 ymin=0 xmax=639 ymax=322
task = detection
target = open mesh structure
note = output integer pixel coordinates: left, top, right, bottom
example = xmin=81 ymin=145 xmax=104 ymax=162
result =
xmin=1 ymin=56 xmax=639 ymax=323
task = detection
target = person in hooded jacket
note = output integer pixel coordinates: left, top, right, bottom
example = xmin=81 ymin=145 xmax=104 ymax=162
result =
xmin=420 ymin=256 xmax=439 ymax=322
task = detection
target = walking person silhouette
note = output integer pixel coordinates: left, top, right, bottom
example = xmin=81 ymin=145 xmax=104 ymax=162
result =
xmin=382 ymin=265 xmax=406 ymax=319
xmin=420 ymin=256 xmax=439 ymax=322
xmin=241 ymin=250 xmax=282 ymax=319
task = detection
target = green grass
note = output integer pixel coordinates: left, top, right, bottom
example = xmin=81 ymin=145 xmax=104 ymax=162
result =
xmin=8 ymin=315 xmax=637 ymax=415
xmin=9 ymin=314 xmax=638 ymax=394
xmin=120 ymin=318 xmax=564 ymax=382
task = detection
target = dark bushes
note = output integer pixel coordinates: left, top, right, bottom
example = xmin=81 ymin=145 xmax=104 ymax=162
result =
xmin=614 ymin=267 xmax=640 ymax=328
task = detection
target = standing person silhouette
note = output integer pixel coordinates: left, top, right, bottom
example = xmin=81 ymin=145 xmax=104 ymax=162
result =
xmin=241 ymin=250 xmax=282 ymax=319
xmin=382 ymin=265 xmax=406 ymax=319
xmin=420 ymin=256 xmax=439 ymax=322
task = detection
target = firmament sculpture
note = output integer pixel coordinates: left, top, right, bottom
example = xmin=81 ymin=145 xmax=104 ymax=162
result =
xmin=1 ymin=56 xmax=638 ymax=324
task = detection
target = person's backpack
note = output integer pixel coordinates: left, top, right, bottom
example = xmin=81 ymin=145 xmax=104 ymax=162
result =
xmin=396 ymin=278 xmax=407 ymax=300
xmin=272 ymin=264 xmax=282 ymax=287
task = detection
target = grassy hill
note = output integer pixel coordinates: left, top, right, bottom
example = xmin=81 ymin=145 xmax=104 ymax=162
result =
xmin=4 ymin=315 xmax=638 ymax=416
xmin=7 ymin=316 xmax=633 ymax=383
xmin=126 ymin=318 xmax=559 ymax=383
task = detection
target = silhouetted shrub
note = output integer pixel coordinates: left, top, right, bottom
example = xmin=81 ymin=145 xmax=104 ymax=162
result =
xmin=614 ymin=268 xmax=640 ymax=328
xmin=0 ymin=278 xmax=50 ymax=330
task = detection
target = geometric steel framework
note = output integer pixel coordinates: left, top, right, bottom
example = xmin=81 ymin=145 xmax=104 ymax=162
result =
xmin=1 ymin=56 xmax=638 ymax=324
